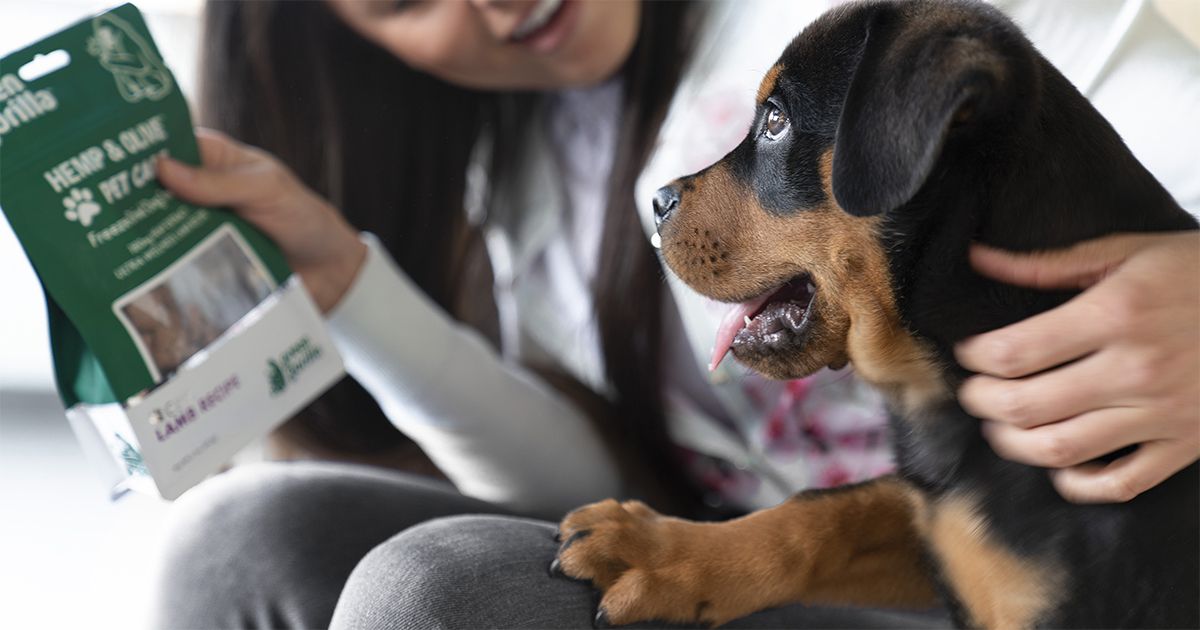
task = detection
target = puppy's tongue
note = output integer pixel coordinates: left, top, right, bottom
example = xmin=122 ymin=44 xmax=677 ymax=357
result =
xmin=710 ymin=292 xmax=773 ymax=371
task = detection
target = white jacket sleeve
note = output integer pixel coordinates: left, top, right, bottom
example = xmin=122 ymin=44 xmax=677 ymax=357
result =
xmin=326 ymin=234 xmax=621 ymax=517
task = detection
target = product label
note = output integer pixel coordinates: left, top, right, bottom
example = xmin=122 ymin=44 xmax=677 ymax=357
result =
xmin=1 ymin=5 xmax=295 ymax=401
xmin=0 ymin=4 xmax=344 ymax=499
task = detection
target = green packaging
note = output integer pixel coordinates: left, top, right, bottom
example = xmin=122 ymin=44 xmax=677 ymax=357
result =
xmin=1 ymin=4 xmax=344 ymax=499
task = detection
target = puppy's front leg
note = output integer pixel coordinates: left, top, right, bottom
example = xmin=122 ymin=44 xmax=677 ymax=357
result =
xmin=552 ymin=476 xmax=937 ymax=627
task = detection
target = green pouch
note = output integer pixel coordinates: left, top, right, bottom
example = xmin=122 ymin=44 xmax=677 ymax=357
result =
xmin=1 ymin=4 xmax=344 ymax=499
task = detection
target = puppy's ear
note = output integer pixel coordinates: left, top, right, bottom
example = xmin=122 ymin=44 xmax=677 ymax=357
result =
xmin=832 ymin=15 xmax=1011 ymax=216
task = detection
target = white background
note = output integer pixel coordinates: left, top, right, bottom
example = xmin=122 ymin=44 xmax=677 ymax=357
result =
xmin=1 ymin=2 xmax=202 ymax=628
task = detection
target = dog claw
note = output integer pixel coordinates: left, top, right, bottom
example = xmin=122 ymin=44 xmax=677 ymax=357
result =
xmin=559 ymin=529 xmax=591 ymax=552
xmin=594 ymin=607 xmax=611 ymax=628
xmin=549 ymin=558 xmax=563 ymax=578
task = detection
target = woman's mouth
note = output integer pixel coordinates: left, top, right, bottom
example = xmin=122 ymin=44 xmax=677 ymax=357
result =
xmin=509 ymin=0 xmax=578 ymax=54
xmin=710 ymin=275 xmax=818 ymax=371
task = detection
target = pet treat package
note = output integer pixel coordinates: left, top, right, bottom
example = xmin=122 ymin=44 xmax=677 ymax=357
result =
xmin=0 ymin=4 xmax=344 ymax=499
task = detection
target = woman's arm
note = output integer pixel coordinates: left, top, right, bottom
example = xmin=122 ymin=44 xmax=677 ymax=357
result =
xmin=158 ymin=129 xmax=622 ymax=517
xmin=328 ymin=234 xmax=622 ymax=516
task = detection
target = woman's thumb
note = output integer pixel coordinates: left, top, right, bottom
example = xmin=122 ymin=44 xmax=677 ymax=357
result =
xmin=969 ymin=234 xmax=1146 ymax=290
xmin=156 ymin=154 xmax=280 ymax=209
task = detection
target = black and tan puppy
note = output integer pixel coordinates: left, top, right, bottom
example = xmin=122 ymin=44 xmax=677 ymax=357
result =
xmin=552 ymin=0 xmax=1199 ymax=627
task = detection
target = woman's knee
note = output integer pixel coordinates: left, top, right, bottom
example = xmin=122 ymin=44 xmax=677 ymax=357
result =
xmin=158 ymin=463 xmax=329 ymax=571
xmin=150 ymin=463 xmax=326 ymax=627
xmin=153 ymin=462 xmax=401 ymax=628
xmin=332 ymin=515 xmax=597 ymax=629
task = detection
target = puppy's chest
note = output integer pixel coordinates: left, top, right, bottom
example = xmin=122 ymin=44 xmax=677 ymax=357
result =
xmin=887 ymin=401 xmax=980 ymax=493
xmin=893 ymin=404 xmax=1077 ymax=628
xmin=913 ymin=494 xmax=1068 ymax=629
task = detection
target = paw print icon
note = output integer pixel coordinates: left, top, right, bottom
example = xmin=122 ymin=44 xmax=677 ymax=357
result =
xmin=63 ymin=188 xmax=102 ymax=227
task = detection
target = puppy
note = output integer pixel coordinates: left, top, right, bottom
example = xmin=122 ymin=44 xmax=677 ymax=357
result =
xmin=552 ymin=1 xmax=1199 ymax=627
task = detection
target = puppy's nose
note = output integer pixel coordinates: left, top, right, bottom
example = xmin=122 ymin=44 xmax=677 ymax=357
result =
xmin=653 ymin=185 xmax=680 ymax=229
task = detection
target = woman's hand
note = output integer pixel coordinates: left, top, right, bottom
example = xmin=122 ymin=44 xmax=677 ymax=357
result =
xmin=955 ymin=232 xmax=1200 ymax=504
xmin=156 ymin=128 xmax=367 ymax=313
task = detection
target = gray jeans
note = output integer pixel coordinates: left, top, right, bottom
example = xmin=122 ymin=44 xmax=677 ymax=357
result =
xmin=151 ymin=462 xmax=949 ymax=629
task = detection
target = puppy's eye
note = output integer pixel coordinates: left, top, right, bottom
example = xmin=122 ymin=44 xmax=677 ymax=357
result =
xmin=764 ymin=104 xmax=790 ymax=140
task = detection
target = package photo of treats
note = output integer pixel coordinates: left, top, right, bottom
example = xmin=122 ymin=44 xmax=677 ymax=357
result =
xmin=0 ymin=3 xmax=344 ymax=500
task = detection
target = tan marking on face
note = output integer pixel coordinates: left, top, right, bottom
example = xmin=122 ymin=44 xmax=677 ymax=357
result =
xmin=928 ymin=496 xmax=1064 ymax=628
xmin=757 ymin=64 xmax=783 ymax=103
xmin=815 ymin=152 xmax=948 ymax=412
xmin=659 ymin=150 xmax=948 ymax=413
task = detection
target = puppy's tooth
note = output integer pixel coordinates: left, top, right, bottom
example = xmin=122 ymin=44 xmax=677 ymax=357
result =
xmin=806 ymin=282 xmax=816 ymax=294
xmin=744 ymin=315 xmax=752 ymax=327
xmin=784 ymin=304 xmax=806 ymax=330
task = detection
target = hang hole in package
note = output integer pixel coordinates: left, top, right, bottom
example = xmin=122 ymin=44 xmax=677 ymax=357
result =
xmin=0 ymin=4 xmax=344 ymax=500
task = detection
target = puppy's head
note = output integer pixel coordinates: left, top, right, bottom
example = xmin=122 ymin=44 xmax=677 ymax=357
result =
xmin=657 ymin=0 xmax=1030 ymax=386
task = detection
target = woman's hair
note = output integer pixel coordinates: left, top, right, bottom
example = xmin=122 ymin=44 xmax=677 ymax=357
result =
xmin=201 ymin=1 xmax=706 ymax=509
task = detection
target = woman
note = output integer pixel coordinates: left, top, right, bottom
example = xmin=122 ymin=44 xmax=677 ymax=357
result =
xmin=151 ymin=0 xmax=1199 ymax=627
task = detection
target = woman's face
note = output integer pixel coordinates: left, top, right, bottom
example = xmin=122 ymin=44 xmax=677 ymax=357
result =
xmin=327 ymin=0 xmax=641 ymax=90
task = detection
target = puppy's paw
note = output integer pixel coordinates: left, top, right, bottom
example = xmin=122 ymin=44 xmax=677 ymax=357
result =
xmin=551 ymin=499 xmax=733 ymax=628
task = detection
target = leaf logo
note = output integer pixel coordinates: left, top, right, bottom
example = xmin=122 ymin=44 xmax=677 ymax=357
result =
xmin=266 ymin=359 xmax=286 ymax=395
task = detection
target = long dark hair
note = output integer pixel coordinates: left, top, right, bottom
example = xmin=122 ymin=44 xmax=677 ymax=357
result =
xmin=201 ymin=1 xmax=705 ymax=511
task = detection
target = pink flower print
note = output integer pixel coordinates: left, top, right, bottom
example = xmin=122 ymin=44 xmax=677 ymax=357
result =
xmin=819 ymin=464 xmax=853 ymax=488
xmin=786 ymin=378 xmax=812 ymax=400
xmin=835 ymin=431 xmax=869 ymax=450
xmin=800 ymin=411 xmax=830 ymax=443
xmin=758 ymin=376 xmax=829 ymax=457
